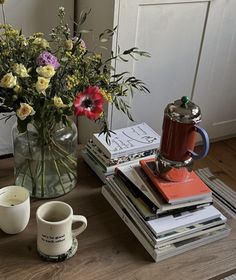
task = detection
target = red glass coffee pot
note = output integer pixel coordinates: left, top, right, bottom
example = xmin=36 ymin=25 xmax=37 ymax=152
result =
xmin=157 ymin=96 xmax=209 ymax=182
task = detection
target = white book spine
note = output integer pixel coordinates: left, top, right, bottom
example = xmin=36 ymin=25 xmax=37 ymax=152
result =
xmin=81 ymin=150 xmax=108 ymax=183
xmin=102 ymin=186 xmax=231 ymax=262
xmin=87 ymin=141 xmax=157 ymax=166
xmin=105 ymin=177 xmax=157 ymax=243
xmin=86 ymin=148 xmax=157 ymax=174
xmin=106 ymin=178 xmax=227 ymax=247
xmin=147 ymin=205 xmax=221 ymax=236
xmin=101 ymin=186 xmax=159 ymax=262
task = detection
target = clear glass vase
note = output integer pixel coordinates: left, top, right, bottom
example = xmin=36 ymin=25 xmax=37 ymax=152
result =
xmin=12 ymin=119 xmax=78 ymax=198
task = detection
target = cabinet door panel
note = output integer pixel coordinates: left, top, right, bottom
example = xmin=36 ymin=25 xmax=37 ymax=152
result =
xmin=193 ymin=0 xmax=236 ymax=139
xmin=110 ymin=0 xmax=209 ymax=135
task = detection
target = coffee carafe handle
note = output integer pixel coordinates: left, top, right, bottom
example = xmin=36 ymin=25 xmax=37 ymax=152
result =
xmin=188 ymin=125 xmax=209 ymax=160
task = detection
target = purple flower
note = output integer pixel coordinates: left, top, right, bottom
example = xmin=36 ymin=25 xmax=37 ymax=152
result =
xmin=36 ymin=51 xmax=60 ymax=70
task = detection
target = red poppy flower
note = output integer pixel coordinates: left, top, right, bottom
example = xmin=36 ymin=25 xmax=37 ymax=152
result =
xmin=74 ymin=86 xmax=105 ymax=120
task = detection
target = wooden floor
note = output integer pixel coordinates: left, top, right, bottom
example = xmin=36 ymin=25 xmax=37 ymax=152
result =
xmin=194 ymin=137 xmax=236 ymax=192
xmin=0 ymin=138 xmax=235 ymax=280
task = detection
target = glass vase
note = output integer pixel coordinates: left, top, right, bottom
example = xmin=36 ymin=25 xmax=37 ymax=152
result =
xmin=12 ymin=119 xmax=78 ymax=198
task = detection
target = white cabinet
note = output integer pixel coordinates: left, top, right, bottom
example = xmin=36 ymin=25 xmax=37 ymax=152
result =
xmin=193 ymin=0 xmax=236 ymax=139
xmin=76 ymin=0 xmax=236 ymax=143
xmin=0 ymin=0 xmax=74 ymax=155
xmin=110 ymin=0 xmax=210 ymax=135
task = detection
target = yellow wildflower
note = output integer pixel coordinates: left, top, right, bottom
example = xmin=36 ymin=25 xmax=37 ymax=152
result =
xmin=65 ymin=51 xmax=72 ymax=58
xmin=100 ymin=89 xmax=112 ymax=102
xmin=4 ymin=29 xmax=19 ymax=37
xmin=79 ymin=46 xmax=86 ymax=55
xmin=66 ymin=75 xmax=79 ymax=90
xmin=33 ymin=38 xmax=49 ymax=48
xmin=64 ymin=39 xmax=73 ymax=51
xmin=0 ymin=72 xmax=17 ymax=88
xmin=20 ymin=36 xmax=28 ymax=47
xmin=16 ymin=103 xmax=35 ymax=120
xmin=53 ymin=96 xmax=67 ymax=108
xmin=33 ymin=32 xmax=44 ymax=37
xmin=36 ymin=65 xmax=55 ymax=78
xmin=95 ymin=54 xmax=101 ymax=60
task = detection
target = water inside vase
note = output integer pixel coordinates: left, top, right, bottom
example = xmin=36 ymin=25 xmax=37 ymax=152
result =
xmin=13 ymin=127 xmax=77 ymax=198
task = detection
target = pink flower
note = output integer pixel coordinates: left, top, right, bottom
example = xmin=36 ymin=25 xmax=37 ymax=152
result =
xmin=74 ymin=86 xmax=104 ymax=120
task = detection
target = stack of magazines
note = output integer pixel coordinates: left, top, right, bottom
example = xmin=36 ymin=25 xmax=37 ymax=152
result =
xmin=82 ymin=123 xmax=161 ymax=182
xmin=102 ymin=161 xmax=231 ymax=262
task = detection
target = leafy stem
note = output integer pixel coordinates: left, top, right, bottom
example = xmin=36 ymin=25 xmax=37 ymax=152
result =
xmin=40 ymin=142 xmax=45 ymax=197
xmin=1 ymin=4 xmax=6 ymax=25
xmin=26 ymin=130 xmax=37 ymax=196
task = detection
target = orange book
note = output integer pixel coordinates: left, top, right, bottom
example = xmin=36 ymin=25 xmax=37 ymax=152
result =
xmin=139 ymin=158 xmax=212 ymax=204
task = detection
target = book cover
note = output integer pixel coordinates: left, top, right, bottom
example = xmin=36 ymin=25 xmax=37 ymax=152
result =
xmin=92 ymin=122 xmax=160 ymax=159
xmin=140 ymin=158 xmax=212 ymax=204
xmin=116 ymin=163 xmax=212 ymax=213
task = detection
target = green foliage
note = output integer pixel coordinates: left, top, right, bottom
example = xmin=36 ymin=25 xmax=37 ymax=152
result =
xmin=0 ymin=6 xmax=150 ymax=138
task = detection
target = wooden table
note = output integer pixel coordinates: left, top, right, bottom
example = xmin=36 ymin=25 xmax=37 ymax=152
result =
xmin=0 ymin=156 xmax=236 ymax=280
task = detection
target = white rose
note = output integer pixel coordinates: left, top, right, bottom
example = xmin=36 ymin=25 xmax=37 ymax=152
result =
xmin=16 ymin=103 xmax=35 ymax=120
xmin=36 ymin=65 xmax=55 ymax=78
xmin=35 ymin=77 xmax=50 ymax=93
xmin=0 ymin=72 xmax=17 ymax=88
xmin=13 ymin=63 xmax=29 ymax=78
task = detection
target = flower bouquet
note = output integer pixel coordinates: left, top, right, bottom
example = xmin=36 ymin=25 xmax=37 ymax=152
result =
xmin=0 ymin=6 xmax=149 ymax=198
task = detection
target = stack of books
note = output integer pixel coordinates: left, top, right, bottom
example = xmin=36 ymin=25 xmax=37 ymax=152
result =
xmin=82 ymin=123 xmax=161 ymax=182
xmin=101 ymin=160 xmax=231 ymax=262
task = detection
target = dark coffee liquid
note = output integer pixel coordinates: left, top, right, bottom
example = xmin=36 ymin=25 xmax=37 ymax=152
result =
xmin=160 ymin=116 xmax=196 ymax=161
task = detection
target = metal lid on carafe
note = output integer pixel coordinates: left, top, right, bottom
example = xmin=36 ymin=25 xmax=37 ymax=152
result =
xmin=165 ymin=96 xmax=201 ymax=123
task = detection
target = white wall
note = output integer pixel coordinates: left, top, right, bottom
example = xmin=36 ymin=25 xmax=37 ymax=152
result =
xmin=0 ymin=0 xmax=74 ymax=155
xmin=0 ymin=0 xmax=74 ymax=36
xmin=75 ymin=0 xmax=115 ymax=143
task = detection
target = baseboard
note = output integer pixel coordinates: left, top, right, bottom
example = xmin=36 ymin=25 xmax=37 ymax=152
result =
xmin=196 ymin=134 xmax=236 ymax=146
xmin=0 ymin=153 xmax=13 ymax=159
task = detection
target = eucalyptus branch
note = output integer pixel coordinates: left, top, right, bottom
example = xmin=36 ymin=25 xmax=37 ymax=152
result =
xmin=97 ymin=112 xmax=114 ymax=144
xmin=1 ymin=4 xmax=6 ymax=25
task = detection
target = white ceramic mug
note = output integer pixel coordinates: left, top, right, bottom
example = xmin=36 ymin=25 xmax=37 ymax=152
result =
xmin=0 ymin=185 xmax=30 ymax=234
xmin=36 ymin=201 xmax=87 ymax=260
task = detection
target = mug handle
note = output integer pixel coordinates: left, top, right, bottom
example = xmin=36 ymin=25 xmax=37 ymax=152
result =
xmin=188 ymin=125 xmax=210 ymax=160
xmin=72 ymin=215 xmax=87 ymax=237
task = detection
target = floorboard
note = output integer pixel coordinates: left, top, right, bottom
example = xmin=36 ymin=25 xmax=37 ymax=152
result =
xmin=194 ymin=137 xmax=236 ymax=192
